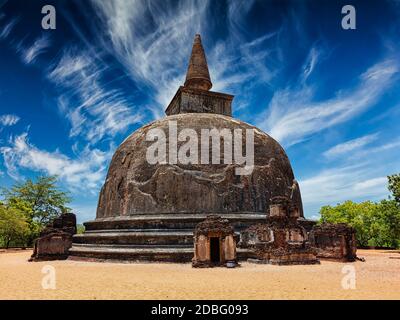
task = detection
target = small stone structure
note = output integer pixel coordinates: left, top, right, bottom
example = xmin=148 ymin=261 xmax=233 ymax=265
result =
xmin=310 ymin=223 xmax=357 ymax=262
xmin=192 ymin=215 xmax=237 ymax=267
xmin=30 ymin=213 xmax=77 ymax=261
xmin=239 ymin=197 xmax=319 ymax=265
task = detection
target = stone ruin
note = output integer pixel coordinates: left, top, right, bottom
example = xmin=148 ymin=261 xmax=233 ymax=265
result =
xmin=30 ymin=212 xmax=77 ymax=261
xmin=238 ymin=197 xmax=320 ymax=265
xmin=192 ymin=215 xmax=238 ymax=268
xmin=69 ymin=34 xmax=306 ymax=262
xmin=66 ymin=35 xmax=358 ymax=265
xmin=310 ymin=223 xmax=357 ymax=262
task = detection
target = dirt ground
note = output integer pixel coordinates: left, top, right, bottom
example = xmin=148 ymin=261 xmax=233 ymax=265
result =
xmin=0 ymin=249 xmax=399 ymax=300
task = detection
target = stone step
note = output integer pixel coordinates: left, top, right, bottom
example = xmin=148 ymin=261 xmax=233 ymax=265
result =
xmin=84 ymin=228 xmax=194 ymax=234
xmin=72 ymin=243 xmax=193 ymax=249
xmin=68 ymin=244 xmax=253 ymax=263
xmin=69 ymin=245 xmax=194 ymax=262
xmin=84 ymin=213 xmax=266 ymax=231
xmin=74 ymin=229 xmax=242 ymax=246
xmin=73 ymin=230 xmax=195 ymax=245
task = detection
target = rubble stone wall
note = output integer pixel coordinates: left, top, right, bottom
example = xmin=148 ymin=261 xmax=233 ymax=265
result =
xmin=310 ymin=223 xmax=357 ymax=262
xmin=30 ymin=213 xmax=77 ymax=262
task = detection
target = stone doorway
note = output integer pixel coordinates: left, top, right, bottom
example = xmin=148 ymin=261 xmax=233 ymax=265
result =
xmin=210 ymin=237 xmax=220 ymax=263
xmin=192 ymin=215 xmax=238 ymax=268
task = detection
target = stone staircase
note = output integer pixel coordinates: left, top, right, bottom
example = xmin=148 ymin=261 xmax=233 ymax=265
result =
xmin=69 ymin=213 xmax=266 ymax=262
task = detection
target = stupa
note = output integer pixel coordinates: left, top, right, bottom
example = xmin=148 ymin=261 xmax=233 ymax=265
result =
xmin=69 ymin=35 xmax=305 ymax=262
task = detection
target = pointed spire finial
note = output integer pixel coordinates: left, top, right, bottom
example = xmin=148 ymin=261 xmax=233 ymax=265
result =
xmin=184 ymin=34 xmax=213 ymax=91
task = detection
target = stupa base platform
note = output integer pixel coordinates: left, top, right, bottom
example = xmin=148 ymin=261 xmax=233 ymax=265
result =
xmin=69 ymin=244 xmax=253 ymax=263
xmin=69 ymin=213 xmax=266 ymax=262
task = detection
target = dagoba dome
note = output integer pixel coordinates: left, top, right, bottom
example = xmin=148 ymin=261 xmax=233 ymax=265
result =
xmin=96 ymin=113 xmax=303 ymax=218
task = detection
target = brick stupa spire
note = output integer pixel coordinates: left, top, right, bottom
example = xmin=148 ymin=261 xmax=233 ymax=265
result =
xmin=165 ymin=34 xmax=233 ymax=116
xmin=184 ymin=34 xmax=213 ymax=91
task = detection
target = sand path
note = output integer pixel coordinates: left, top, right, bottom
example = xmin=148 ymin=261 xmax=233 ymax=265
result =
xmin=0 ymin=249 xmax=399 ymax=300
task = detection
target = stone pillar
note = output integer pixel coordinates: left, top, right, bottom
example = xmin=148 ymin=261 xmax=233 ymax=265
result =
xmin=195 ymin=235 xmax=208 ymax=262
xmin=224 ymin=235 xmax=236 ymax=261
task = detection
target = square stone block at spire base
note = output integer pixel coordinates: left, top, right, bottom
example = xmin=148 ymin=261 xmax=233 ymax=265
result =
xmin=165 ymin=86 xmax=234 ymax=116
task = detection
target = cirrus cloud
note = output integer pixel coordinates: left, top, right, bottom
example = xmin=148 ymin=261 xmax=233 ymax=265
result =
xmin=259 ymin=58 xmax=399 ymax=147
xmin=0 ymin=114 xmax=20 ymax=126
xmin=0 ymin=132 xmax=111 ymax=193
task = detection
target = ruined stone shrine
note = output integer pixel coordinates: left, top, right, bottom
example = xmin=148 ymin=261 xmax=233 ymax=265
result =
xmin=192 ymin=215 xmax=237 ymax=268
xmin=30 ymin=212 xmax=77 ymax=261
xmin=239 ymin=197 xmax=319 ymax=265
xmin=69 ymin=34 xmax=306 ymax=262
xmin=310 ymin=223 xmax=357 ymax=262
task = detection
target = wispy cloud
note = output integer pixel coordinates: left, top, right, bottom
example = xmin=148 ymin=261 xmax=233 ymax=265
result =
xmin=70 ymin=202 xmax=97 ymax=222
xmin=349 ymin=139 xmax=400 ymax=159
xmin=299 ymin=132 xmax=400 ymax=218
xmin=48 ymin=50 xmax=143 ymax=144
xmin=0 ymin=16 xmax=18 ymax=39
xmin=20 ymin=34 xmax=51 ymax=64
xmin=0 ymin=132 xmax=110 ymax=193
xmin=90 ymin=0 xmax=207 ymax=108
xmin=301 ymin=46 xmax=320 ymax=82
xmin=301 ymin=132 xmax=400 ymax=217
xmin=89 ymin=0 xmax=275 ymax=115
xmin=353 ymin=177 xmax=388 ymax=193
xmin=0 ymin=114 xmax=20 ymax=126
xmin=259 ymin=57 xmax=399 ymax=147
xmin=323 ymin=133 xmax=379 ymax=158
xmin=300 ymin=164 xmax=390 ymax=207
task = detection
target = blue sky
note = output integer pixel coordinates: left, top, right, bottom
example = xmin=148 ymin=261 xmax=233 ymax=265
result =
xmin=0 ymin=0 xmax=399 ymax=222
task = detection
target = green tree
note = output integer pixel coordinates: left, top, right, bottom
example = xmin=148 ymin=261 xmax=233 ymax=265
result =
xmin=0 ymin=204 xmax=30 ymax=249
xmin=1 ymin=176 xmax=71 ymax=245
xmin=373 ymin=199 xmax=400 ymax=248
xmin=388 ymin=174 xmax=400 ymax=205
xmin=319 ymin=200 xmax=377 ymax=246
xmin=77 ymin=224 xmax=85 ymax=234
xmin=2 ymin=176 xmax=71 ymax=225
xmin=319 ymin=174 xmax=400 ymax=249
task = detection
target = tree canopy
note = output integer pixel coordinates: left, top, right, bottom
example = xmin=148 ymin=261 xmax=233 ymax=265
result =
xmin=1 ymin=176 xmax=71 ymax=225
xmin=319 ymin=174 xmax=400 ymax=248
xmin=0 ymin=203 xmax=30 ymax=249
xmin=388 ymin=173 xmax=400 ymax=205
xmin=0 ymin=176 xmax=71 ymax=247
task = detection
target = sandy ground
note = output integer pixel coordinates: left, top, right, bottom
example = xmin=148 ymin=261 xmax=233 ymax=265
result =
xmin=0 ymin=249 xmax=399 ymax=300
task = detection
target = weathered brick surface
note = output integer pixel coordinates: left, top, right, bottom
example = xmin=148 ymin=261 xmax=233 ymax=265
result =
xmin=239 ymin=198 xmax=319 ymax=265
xmin=310 ymin=223 xmax=357 ymax=262
xmin=166 ymin=86 xmax=233 ymax=116
xmin=184 ymin=34 xmax=212 ymax=91
xmin=30 ymin=213 xmax=77 ymax=261
xmin=96 ymin=113 xmax=303 ymax=218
